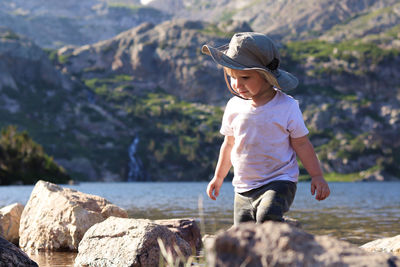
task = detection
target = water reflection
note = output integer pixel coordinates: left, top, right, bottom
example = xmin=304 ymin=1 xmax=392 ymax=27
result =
xmin=27 ymin=251 xmax=77 ymax=267
xmin=288 ymin=209 xmax=400 ymax=245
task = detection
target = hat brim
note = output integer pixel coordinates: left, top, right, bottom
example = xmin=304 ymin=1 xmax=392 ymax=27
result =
xmin=202 ymin=44 xmax=298 ymax=91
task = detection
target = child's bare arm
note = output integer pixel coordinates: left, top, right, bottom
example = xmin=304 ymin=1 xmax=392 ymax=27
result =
xmin=207 ymin=135 xmax=234 ymax=200
xmin=290 ymin=135 xmax=330 ymax=201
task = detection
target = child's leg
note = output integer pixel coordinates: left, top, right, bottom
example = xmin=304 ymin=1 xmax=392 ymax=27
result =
xmin=255 ymin=181 xmax=296 ymax=223
xmin=234 ymin=192 xmax=255 ymax=225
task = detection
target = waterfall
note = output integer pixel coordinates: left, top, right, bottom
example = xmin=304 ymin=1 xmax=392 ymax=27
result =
xmin=128 ymin=136 xmax=144 ymax=181
xmin=87 ymin=90 xmax=96 ymax=104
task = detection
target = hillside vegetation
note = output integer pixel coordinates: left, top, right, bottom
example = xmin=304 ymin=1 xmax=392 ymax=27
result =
xmin=0 ymin=126 xmax=70 ymax=185
xmin=0 ymin=1 xmax=399 ymax=183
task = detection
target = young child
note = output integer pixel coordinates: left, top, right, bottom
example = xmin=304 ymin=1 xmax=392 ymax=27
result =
xmin=202 ymin=32 xmax=330 ymax=225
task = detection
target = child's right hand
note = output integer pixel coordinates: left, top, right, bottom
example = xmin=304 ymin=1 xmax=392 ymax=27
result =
xmin=206 ymin=177 xmax=224 ymax=200
xmin=311 ymin=176 xmax=330 ymax=201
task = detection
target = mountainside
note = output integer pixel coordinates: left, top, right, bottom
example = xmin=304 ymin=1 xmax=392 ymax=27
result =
xmin=56 ymin=20 xmax=240 ymax=104
xmin=0 ymin=27 xmax=139 ymax=181
xmin=0 ymin=0 xmax=400 ymax=182
xmin=145 ymin=0 xmax=400 ymax=42
xmin=55 ymin=20 xmax=400 ymax=181
xmin=0 ymin=0 xmax=169 ymax=48
xmin=2 ymin=0 xmax=400 ymax=48
xmin=282 ymin=37 xmax=400 ymax=180
xmin=0 ymin=25 xmax=228 ymax=182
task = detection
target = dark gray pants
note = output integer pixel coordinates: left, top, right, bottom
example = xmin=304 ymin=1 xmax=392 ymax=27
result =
xmin=234 ymin=180 xmax=297 ymax=225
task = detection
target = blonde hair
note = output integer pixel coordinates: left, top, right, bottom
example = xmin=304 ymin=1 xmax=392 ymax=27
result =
xmin=223 ymin=67 xmax=280 ymax=98
xmin=256 ymin=70 xmax=280 ymax=89
xmin=223 ymin=68 xmax=243 ymax=98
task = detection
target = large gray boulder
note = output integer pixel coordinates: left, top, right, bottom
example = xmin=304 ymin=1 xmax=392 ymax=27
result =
xmin=205 ymin=221 xmax=400 ymax=267
xmin=74 ymin=216 xmax=192 ymax=267
xmin=0 ymin=203 xmax=24 ymax=244
xmin=19 ymin=180 xmax=128 ymax=253
xmin=0 ymin=236 xmax=38 ymax=267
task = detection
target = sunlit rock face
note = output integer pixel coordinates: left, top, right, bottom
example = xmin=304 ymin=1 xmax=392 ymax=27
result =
xmin=19 ymin=180 xmax=128 ymax=253
xmin=0 ymin=203 xmax=24 ymax=244
xmin=57 ymin=19 xmax=233 ymax=105
xmin=361 ymin=235 xmax=400 ymax=255
xmin=74 ymin=217 xmax=192 ymax=267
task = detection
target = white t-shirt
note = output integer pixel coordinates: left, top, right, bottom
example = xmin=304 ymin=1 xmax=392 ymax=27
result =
xmin=220 ymin=90 xmax=309 ymax=193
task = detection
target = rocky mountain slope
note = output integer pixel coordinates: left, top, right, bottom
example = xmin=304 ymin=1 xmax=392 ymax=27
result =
xmin=0 ymin=25 xmax=228 ymax=182
xmin=0 ymin=0 xmax=399 ymax=182
xmin=0 ymin=27 xmax=139 ymax=181
xmin=55 ymin=19 xmax=400 ymax=181
xmin=56 ymin=20 xmax=250 ymax=104
xmin=320 ymin=1 xmax=400 ymax=45
xmin=2 ymin=0 xmax=400 ymax=48
xmin=145 ymin=0 xmax=400 ymax=42
xmin=0 ymin=0 xmax=169 ymax=48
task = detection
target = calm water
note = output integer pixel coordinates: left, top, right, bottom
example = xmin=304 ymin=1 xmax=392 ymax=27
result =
xmin=1 ymin=181 xmax=399 ymax=266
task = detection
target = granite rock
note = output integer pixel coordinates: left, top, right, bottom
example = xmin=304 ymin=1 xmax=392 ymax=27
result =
xmin=361 ymin=235 xmax=400 ymax=255
xmin=0 ymin=203 xmax=24 ymax=244
xmin=74 ymin=216 xmax=191 ymax=267
xmin=19 ymin=180 xmax=127 ymax=252
xmin=0 ymin=236 xmax=38 ymax=267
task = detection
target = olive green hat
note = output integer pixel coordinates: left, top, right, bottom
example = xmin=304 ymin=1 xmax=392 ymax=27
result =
xmin=202 ymin=32 xmax=298 ymax=91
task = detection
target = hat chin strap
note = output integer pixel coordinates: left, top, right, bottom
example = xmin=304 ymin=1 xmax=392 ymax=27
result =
xmin=223 ymin=70 xmax=251 ymax=100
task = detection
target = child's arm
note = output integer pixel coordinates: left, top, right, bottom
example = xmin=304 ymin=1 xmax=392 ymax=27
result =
xmin=290 ymin=135 xmax=330 ymax=201
xmin=207 ymin=135 xmax=235 ymax=200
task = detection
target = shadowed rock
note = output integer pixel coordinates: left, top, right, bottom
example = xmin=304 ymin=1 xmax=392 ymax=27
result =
xmin=205 ymin=221 xmax=400 ymax=267
xmin=0 ymin=236 xmax=38 ymax=267
xmin=155 ymin=218 xmax=202 ymax=253
xmin=203 ymin=216 xmax=300 ymax=249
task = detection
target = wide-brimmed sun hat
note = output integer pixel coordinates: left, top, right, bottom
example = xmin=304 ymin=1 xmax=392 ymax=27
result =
xmin=202 ymin=32 xmax=298 ymax=91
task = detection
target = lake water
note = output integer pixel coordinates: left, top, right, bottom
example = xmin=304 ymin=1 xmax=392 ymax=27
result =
xmin=1 ymin=181 xmax=399 ymax=266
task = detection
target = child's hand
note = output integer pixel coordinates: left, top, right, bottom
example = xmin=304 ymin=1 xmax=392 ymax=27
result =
xmin=311 ymin=176 xmax=330 ymax=201
xmin=206 ymin=177 xmax=224 ymax=200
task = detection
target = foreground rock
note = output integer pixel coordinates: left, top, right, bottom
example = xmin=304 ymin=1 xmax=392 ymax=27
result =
xmin=361 ymin=235 xmax=400 ymax=255
xmin=205 ymin=221 xmax=400 ymax=267
xmin=19 ymin=180 xmax=128 ymax=252
xmin=155 ymin=218 xmax=202 ymax=253
xmin=0 ymin=236 xmax=38 ymax=267
xmin=74 ymin=217 xmax=191 ymax=267
xmin=0 ymin=203 xmax=24 ymax=244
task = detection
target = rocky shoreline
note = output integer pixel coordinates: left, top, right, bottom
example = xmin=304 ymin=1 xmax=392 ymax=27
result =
xmin=0 ymin=180 xmax=399 ymax=266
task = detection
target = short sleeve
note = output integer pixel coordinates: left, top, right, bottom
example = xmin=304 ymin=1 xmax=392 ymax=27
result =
xmin=287 ymin=100 xmax=309 ymax=138
xmin=220 ymin=99 xmax=234 ymax=136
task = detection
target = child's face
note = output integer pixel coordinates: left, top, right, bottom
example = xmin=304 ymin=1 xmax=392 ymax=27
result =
xmin=226 ymin=69 xmax=272 ymax=99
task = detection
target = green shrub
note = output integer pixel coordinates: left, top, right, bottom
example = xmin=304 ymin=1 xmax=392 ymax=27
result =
xmin=0 ymin=125 xmax=70 ymax=185
xmin=283 ymin=39 xmax=399 ymax=66
xmin=1 ymin=30 xmax=20 ymax=40
xmin=283 ymin=40 xmax=334 ymax=62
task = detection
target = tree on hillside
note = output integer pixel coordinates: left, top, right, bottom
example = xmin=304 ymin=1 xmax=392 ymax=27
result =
xmin=0 ymin=125 xmax=70 ymax=185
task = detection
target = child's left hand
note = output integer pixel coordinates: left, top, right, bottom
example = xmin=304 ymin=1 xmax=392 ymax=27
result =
xmin=311 ymin=176 xmax=330 ymax=201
